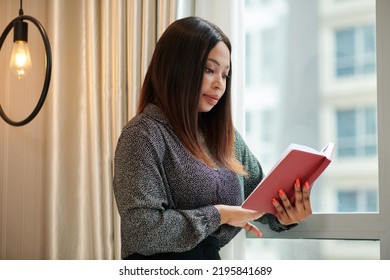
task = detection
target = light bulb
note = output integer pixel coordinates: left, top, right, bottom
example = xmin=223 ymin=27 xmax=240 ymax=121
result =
xmin=9 ymin=20 xmax=32 ymax=79
xmin=10 ymin=40 xmax=32 ymax=79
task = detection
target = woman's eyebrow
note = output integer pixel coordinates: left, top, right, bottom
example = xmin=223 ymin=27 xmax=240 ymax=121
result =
xmin=207 ymin=58 xmax=230 ymax=70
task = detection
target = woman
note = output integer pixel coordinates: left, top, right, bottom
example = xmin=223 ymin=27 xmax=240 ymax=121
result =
xmin=113 ymin=16 xmax=312 ymax=260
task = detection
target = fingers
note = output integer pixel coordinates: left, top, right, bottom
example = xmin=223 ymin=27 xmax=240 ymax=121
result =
xmin=278 ymin=189 xmax=294 ymax=212
xmin=272 ymin=196 xmax=292 ymax=224
xmin=272 ymin=179 xmax=313 ymax=224
xmin=241 ymin=210 xmax=263 ymax=237
xmin=294 ymin=178 xmax=304 ymax=213
xmin=215 ymin=205 xmax=264 ymax=229
xmin=277 ymin=188 xmax=299 ymax=222
xmin=302 ymin=181 xmax=312 ymax=214
xmin=243 ymin=222 xmax=262 ymax=237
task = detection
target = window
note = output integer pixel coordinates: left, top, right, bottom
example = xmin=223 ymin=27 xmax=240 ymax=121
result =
xmin=192 ymin=0 xmax=389 ymax=260
xmin=335 ymin=24 xmax=376 ymax=77
xmin=246 ymin=29 xmax=277 ymax=86
xmin=245 ymin=31 xmax=261 ymax=86
xmin=244 ymin=0 xmax=381 ymax=259
xmin=336 ymin=107 xmax=377 ymax=157
xmin=338 ymin=191 xmax=358 ymax=212
xmin=337 ymin=190 xmax=378 ymax=212
xmin=260 ymin=29 xmax=277 ymax=83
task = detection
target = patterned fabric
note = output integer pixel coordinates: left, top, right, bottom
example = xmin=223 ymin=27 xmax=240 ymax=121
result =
xmin=113 ymin=104 xmax=285 ymax=259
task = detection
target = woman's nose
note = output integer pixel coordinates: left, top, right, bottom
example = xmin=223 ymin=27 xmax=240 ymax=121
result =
xmin=213 ymin=76 xmax=223 ymax=89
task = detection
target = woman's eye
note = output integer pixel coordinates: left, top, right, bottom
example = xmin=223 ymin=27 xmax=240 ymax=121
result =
xmin=205 ymin=67 xmax=230 ymax=80
xmin=205 ymin=67 xmax=214 ymax=74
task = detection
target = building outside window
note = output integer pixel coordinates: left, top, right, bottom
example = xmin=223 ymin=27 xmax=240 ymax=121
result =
xmin=335 ymin=24 xmax=376 ymax=77
xmin=336 ymin=107 xmax=377 ymax=157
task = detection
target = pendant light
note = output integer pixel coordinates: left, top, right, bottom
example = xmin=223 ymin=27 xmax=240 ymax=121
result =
xmin=10 ymin=20 xmax=32 ymax=79
xmin=0 ymin=0 xmax=52 ymax=126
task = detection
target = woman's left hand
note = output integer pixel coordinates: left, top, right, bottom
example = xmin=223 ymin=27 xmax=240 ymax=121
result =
xmin=272 ymin=178 xmax=312 ymax=225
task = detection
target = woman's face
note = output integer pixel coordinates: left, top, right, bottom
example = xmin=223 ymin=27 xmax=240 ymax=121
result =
xmin=198 ymin=41 xmax=230 ymax=113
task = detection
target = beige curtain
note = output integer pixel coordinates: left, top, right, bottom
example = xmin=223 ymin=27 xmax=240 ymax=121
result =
xmin=0 ymin=0 xmax=177 ymax=259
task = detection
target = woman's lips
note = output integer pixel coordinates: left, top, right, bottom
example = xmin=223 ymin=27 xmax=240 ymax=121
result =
xmin=203 ymin=94 xmax=220 ymax=105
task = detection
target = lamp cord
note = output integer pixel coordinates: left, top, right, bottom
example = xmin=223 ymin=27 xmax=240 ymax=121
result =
xmin=19 ymin=0 xmax=23 ymax=16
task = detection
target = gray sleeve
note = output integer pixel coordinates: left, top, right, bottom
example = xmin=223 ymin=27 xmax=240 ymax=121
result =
xmin=113 ymin=125 xmax=220 ymax=257
xmin=233 ymin=130 xmax=263 ymax=198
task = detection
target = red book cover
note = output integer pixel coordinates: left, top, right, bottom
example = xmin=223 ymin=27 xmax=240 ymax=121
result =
xmin=242 ymin=143 xmax=335 ymax=216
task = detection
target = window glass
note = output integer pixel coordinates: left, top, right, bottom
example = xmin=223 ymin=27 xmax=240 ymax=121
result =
xmin=336 ymin=27 xmax=356 ymax=76
xmin=337 ymin=191 xmax=358 ymax=212
xmin=336 ymin=107 xmax=377 ymax=157
xmin=335 ymin=24 xmax=376 ymax=77
xmin=244 ymin=0 xmax=378 ymax=215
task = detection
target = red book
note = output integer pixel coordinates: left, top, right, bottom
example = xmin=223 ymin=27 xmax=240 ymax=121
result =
xmin=242 ymin=142 xmax=335 ymax=216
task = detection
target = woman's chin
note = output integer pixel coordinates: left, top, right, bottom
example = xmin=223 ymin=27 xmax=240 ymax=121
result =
xmin=198 ymin=106 xmax=214 ymax=113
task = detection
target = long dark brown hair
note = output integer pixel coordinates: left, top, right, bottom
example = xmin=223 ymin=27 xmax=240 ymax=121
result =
xmin=138 ymin=17 xmax=246 ymax=175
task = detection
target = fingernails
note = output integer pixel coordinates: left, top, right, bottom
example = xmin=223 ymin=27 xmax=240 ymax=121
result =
xmin=278 ymin=189 xmax=286 ymax=198
xmin=295 ymin=178 xmax=301 ymax=188
xmin=304 ymin=181 xmax=310 ymax=191
xmin=257 ymin=232 xmax=262 ymax=238
xmin=272 ymin=198 xmax=279 ymax=205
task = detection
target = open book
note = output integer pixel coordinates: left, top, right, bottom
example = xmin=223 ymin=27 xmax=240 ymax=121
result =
xmin=242 ymin=142 xmax=335 ymax=216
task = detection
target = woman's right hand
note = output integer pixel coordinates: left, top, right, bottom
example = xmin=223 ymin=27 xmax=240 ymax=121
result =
xmin=214 ymin=205 xmax=264 ymax=237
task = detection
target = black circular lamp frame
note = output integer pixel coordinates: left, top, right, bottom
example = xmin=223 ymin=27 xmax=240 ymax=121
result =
xmin=0 ymin=15 xmax=52 ymax=127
